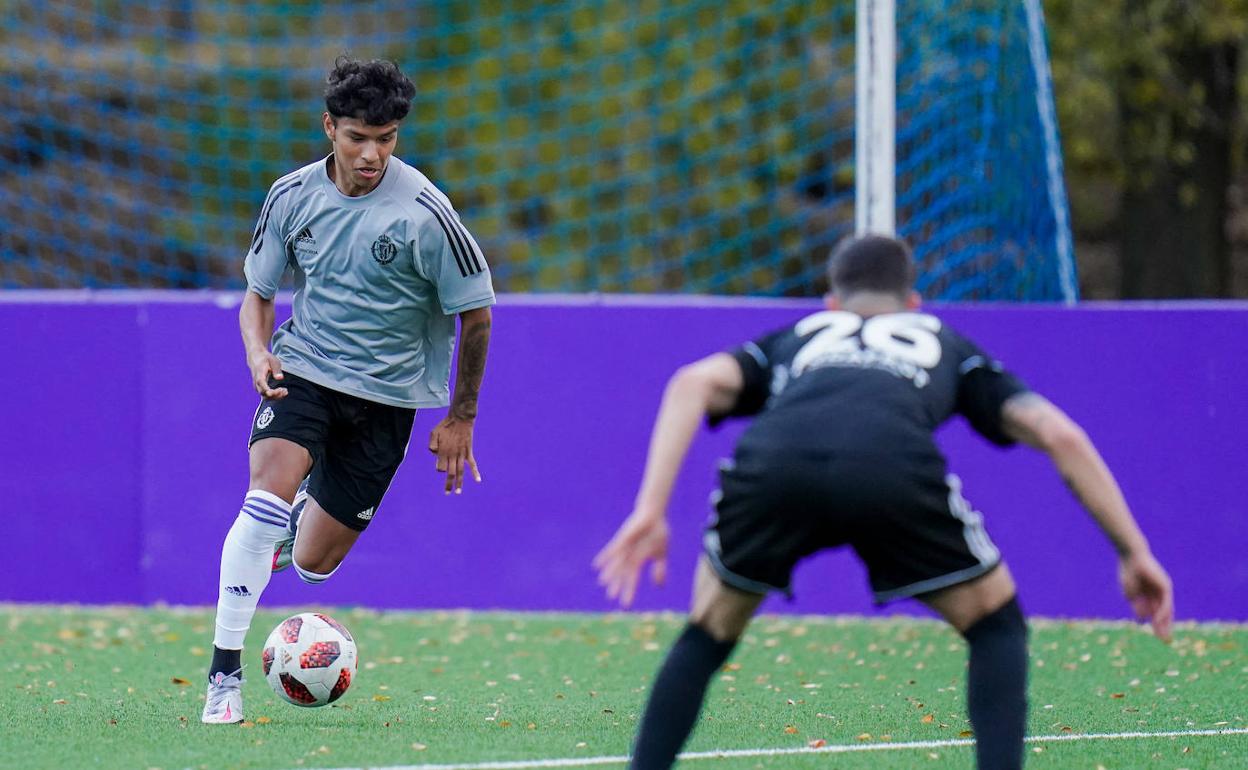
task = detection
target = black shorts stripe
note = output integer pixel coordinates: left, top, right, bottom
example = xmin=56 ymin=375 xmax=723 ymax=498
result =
xmin=418 ymin=190 xmax=482 ymax=276
xmin=415 ymin=194 xmax=471 ymax=277
xmin=251 ymin=179 xmax=303 ymax=253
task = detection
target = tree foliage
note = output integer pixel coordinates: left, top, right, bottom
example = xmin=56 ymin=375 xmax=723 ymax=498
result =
xmin=1046 ymin=0 xmax=1247 ymax=236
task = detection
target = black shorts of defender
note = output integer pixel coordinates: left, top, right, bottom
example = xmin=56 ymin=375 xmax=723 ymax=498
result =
xmin=248 ymin=372 xmax=416 ymax=532
xmin=704 ymin=450 xmax=1001 ymax=602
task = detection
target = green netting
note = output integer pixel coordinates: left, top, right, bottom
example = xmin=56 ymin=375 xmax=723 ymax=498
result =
xmin=0 ymin=0 xmax=1074 ymax=298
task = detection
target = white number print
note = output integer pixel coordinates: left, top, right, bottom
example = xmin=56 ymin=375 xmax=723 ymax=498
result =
xmin=861 ymin=313 xmax=943 ymax=368
xmin=791 ymin=311 xmax=943 ymax=386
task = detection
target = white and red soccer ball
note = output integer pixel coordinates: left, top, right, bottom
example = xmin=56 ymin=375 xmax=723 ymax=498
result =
xmin=262 ymin=612 xmax=358 ymax=707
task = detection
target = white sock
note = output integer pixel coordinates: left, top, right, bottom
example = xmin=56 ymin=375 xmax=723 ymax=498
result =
xmin=212 ymin=491 xmax=291 ymax=650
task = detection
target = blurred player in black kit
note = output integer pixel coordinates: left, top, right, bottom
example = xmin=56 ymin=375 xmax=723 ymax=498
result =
xmin=595 ymin=234 xmax=1173 ymax=770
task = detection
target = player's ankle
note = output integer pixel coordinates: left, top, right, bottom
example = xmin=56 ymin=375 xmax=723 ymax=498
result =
xmin=209 ymin=646 xmax=243 ymax=679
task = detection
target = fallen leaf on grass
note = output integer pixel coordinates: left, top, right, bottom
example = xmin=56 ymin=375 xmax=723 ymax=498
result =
xmin=255 ymin=716 xmax=271 ymax=725
xmin=807 ymin=739 xmax=827 ymax=748
xmin=921 ymin=714 xmax=934 ymax=724
xmin=373 ymin=695 xmax=391 ymax=702
xmin=959 ymin=730 xmax=973 ymax=738
xmin=1110 ymin=693 xmax=1125 ymax=699
xmin=784 ymin=726 xmax=799 ymax=734
xmin=170 ymin=677 xmax=191 ymax=686
xmin=411 ymin=743 xmax=427 ymax=751
xmin=52 ymin=699 xmax=68 ymax=705
xmin=856 ymin=733 xmax=872 ymax=741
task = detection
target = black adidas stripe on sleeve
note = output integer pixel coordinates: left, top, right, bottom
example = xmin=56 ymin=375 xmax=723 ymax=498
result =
xmin=251 ymin=179 xmax=303 ymax=253
xmin=415 ymin=190 xmax=484 ymax=277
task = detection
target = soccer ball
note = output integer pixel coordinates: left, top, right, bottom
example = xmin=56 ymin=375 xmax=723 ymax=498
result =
xmin=262 ymin=612 xmax=358 ymax=707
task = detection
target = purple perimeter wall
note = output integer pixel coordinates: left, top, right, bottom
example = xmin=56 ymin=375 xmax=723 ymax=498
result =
xmin=1 ymin=292 xmax=1245 ymax=621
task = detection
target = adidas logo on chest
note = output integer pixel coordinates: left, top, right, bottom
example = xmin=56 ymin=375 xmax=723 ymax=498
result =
xmin=293 ymin=226 xmax=318 ymax=257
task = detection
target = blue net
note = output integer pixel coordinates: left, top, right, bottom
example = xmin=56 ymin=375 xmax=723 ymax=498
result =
xmin=897 ymin=0 xmax=1076 ymax=301
xmin=0 ymin=0 xmax=1074 ymax=299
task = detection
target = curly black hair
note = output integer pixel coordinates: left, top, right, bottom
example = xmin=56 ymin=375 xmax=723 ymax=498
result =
xmin=324 ymin=56 xmax=416 ymax=125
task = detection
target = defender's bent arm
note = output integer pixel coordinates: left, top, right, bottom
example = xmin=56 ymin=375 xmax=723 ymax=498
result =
xmin=633 ymin=354 xmax=745 ymax=516
xmin=1001 ymin=392 xmax=1174 ymax=640
xmin=429 ymin=306 xmax=492 ymax=494
xmin=594 ymin=353 xmax=744 ymax=606
xmin=239 ymin=290 xmax=287 ymax=399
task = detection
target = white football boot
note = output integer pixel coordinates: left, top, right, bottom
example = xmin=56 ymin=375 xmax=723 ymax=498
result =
xmin=201 ymin=668 xmax=244 ymax=724
xmin=271 ymin=480 xmax=308 ymax=573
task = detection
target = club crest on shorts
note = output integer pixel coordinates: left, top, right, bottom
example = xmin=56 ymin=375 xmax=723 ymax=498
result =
xmin=257 ymin=406 xmax=275 ymax=429
xmin=370 ymin=234 xmax=398 ymax=265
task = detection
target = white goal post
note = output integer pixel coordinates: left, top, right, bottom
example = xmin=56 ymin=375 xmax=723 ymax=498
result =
xmin=855 ymin=0 xmax=896 ymax=237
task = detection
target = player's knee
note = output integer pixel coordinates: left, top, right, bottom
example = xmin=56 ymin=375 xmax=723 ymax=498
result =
xmin=248 ymin=440 xmax=311 ymax=501
xmin=962 ymin=595 xmax=1028 ymax=646
xmin=688 ymin=606 xmax=750 ymax=644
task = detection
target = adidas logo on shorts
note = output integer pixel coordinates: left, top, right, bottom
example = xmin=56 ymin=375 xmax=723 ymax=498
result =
xmin=357 ymin=507 xmax=375 ymax=521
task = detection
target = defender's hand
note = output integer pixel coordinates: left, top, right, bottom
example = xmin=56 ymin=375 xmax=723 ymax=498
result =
xmin=593 ymin=511 xmax=669 ymax=608
xmin=429 ymin=417 xmax=481 ymax=494
xmin=1119 ymin=550 xmax=1174 ymax=643
xmin=248 ymin=350 xmax=287 ymax=399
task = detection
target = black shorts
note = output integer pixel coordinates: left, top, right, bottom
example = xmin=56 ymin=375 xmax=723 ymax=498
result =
xmin=248 ymin=372 xmax=416 ymax=532
xmin=704 ymin=449 xmax=1001 ymax=603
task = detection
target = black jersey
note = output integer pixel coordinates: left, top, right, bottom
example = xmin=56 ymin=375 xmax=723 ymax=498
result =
xmin=720 ymin=310 xmax=1028 ymax=459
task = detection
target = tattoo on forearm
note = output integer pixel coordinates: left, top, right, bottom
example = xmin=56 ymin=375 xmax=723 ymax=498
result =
xmin=450 ymin=317 xmax=491 ymax=421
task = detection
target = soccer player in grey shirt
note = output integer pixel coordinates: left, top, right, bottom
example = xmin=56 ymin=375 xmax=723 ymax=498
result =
xmin=202 ymin=58 xmax=496 ymax=723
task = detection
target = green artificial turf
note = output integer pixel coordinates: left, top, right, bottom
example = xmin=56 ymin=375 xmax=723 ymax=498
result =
xmin=2 ymin=606 xmax=1244 ymax=770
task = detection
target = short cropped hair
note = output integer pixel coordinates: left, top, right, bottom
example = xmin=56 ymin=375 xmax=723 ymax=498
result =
xmin=324 ymin=57 xmax=416 ymax=125
xmin=826 ymin=235 xmax=917 ymax=299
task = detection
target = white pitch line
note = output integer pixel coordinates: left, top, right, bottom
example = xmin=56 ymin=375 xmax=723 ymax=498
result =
xmin=303 ymin=728 xmax=1248 ymax=770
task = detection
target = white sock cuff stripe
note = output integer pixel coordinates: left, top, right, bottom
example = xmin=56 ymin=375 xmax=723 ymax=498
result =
xmin=245 ymin=489 xmax=293 ymax=512
xmin=293 ymin=559 xmax=337 ymax=584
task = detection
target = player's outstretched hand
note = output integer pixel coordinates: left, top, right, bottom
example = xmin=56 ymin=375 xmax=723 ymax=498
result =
xmin=593 ymin=511 xmax=669 ymax=608
xmin=429 ymin=416 xmax=481 ymax=495
xmin=1119 ymin=550 xmax=1174 ymax=643
xmin=248 ymin=349 xmax=288 ymax=399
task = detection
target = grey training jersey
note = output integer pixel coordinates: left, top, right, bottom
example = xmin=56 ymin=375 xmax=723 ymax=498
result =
xmin=244 ymin=155 xmax=495 ymax=409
